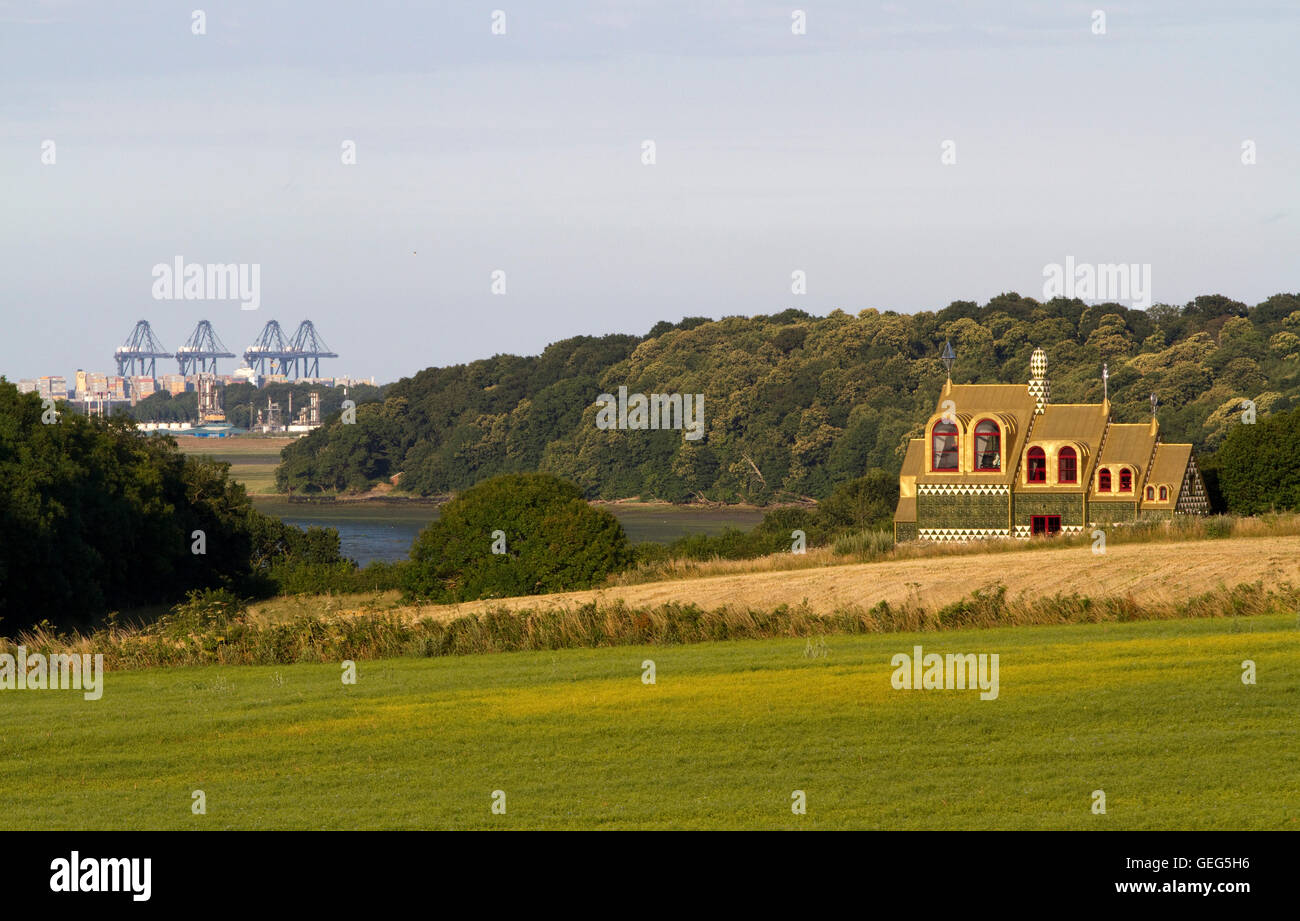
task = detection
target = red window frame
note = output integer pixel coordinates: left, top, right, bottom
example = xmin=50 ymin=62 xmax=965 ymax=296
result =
xmin=1119 ymin=469 xmax=1133 ymax=492
xmin=1031 ymin=515 xmax=1061 ymax=536
xmin=1058 ymin=447 xmax=1077 ymax=484
xmin=1098 ymin=469 xmax=1111 ymax=492
xmin=931 ymin=422 xmax=959 ymax=471
xmin=973 ymin=420 xmax=1001 ymax=471
xmin=1146 ymin=485 xmax=1155 ymax=500
xmin=1159 ymin=485 xmax=1168 ymax=501
xmin=1027 ymin=447 xmax=1047 ymax=483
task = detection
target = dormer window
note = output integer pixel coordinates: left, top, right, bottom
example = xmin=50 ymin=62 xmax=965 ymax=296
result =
xmin=1146 ymin=485 xmax=1155 ymax=500
xmin=1099 ymin=468 xmax=1111 ymax=492
xmin=932 ymin=422 xmax=959 ymax=471
xmin=1119 ymin=469 xmax=1133 ymax=492
xmin=1027 ymin=447 xmax=1047 ymax=483
xmin=974 ymin=420 xmax=1001 ymax=471
xmin=1058 ymin=447 xmax=1077 ymax=484
xmin=1159 ymin=485 xmax=1168 ymax=501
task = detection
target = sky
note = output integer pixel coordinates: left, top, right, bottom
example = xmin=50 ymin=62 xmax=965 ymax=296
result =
xmin=3 ymin=0 xmax=1297 ymax=383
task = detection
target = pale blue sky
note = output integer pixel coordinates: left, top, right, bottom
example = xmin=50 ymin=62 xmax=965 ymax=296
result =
xmin=3 ymin=1 xmax=1297 ymax=382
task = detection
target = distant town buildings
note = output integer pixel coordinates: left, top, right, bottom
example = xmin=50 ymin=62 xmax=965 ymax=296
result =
xmin=16 ymin=370 xmax=376 ymax=406
xmin=11 ymin=319 xmax=374 ymax=429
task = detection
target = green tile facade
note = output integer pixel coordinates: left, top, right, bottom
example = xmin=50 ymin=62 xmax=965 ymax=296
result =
xmin=916 ymin=489 xmax=1009 ymax=531
xmin=1013 ymin=492 xmax=1086 ymax=529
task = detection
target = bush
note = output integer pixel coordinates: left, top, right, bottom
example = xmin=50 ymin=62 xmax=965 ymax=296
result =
xmin=1214 ymin=405 xmax=1300 ymax=514
xmin=631 ymin=542 xmax=672 ymax=566
xmin=160 ymin=588 xmax=247 ymax=637
xmin=818 ymin=469 xmax=898 ymax=532
xmin=831 ymin=528 xmax=895 ymax=558
xmin=265 ymin=559 xmax=410 ymax=595
xmin=403 ymin=473 xmax=633 ymax=602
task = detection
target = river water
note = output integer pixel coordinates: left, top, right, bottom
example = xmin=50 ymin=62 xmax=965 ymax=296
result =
xmin=254 ymin=499 xmax=764 ymax=566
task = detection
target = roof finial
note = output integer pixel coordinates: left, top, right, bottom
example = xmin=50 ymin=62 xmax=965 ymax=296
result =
xmin=940 ymin=341 xmax=956 ymax=380
xmin=1028 ymin=347 xmax=1050 ymax=414
xmin=1150 ymin=392 xmax=1158 ymax=417
xmin=1102 ymin=361 xmax=1109 ymax=403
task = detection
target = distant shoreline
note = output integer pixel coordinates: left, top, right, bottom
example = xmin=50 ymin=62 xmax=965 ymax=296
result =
xmin=250 ymin=494 xmax=812 ymax=512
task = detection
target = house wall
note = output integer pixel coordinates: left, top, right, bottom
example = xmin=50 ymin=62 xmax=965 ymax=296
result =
xmin=1013 ymin=492 xmax=1086 ymax=532
xmin=1139 ymin=509 xmax=1175 ymax=521
xmin=916 ymin=488 xmax=1010 ymax=534
xmin=1088 ymin=500 xmax=1138 ymax=525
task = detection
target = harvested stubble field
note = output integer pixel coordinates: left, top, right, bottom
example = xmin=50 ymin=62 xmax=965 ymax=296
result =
xmin=267 ymin=533 xmax=1300 ymax=624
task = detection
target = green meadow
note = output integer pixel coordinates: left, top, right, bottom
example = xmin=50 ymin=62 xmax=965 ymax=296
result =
xmin=177 ymin=436 xmax=293 ymax=496
xmin=3 ymin=614 xmax=1296 ymax=830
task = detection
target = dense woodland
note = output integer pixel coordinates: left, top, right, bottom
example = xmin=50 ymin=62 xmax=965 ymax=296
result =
xmin=276 ymin=293 xmax=1300 ymax=503
xmin=0 ymin=384 xmax=345 ymax=629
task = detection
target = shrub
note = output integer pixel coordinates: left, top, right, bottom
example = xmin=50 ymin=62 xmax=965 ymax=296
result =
xmin=631 ymin=542 xmax=672 ymax=566
xmin=1215 ymin=405 xmax=1300 ymax=514
xmin=159 ymin=587 xmax=247 ymax=637
xmin=10 ymin=580 xmax=1297 ymax=672
xmin=818 ymin=469 xmax=898 ymax=532
xmin=265 ymin=559 xmax=410 ymax=595
xmin=831 ymin=528 xmax=895 ymax=558
xmin=403 ymin=473 xmax=632 ymax=602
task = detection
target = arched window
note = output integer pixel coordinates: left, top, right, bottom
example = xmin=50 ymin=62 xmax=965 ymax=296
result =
xmin=974 ymin=420 xmax=1001 ymax=470
xmin=931 ymin=422 xmax=959 ymax=471
xmin=1027 ymin=447 xmax=1047 ymax=483
xmin=1146 ymin=485 xmax=1155 ymax=500
xmin=1058 ymin=447 xmax=1077 ymax=484
xmin=1159 ymin=485 xmax=1168 ymax=501
xmin=1099 ymin=468 xmax=1111 ymax=492
xmin=1119 ymin=468 xmax=1133 ymax=492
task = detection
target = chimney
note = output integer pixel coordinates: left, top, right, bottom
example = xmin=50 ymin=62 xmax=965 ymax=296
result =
xmin=1028 ymin=347 xmax=1050 ymax=414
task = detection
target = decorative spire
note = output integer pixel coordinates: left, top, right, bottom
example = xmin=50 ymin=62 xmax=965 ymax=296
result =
xmin=941 ymin=341 xmax=956 ymax=380
xmin=1102 ymin=361 xmax=1109 ymax=403
xmin=1028 ymin=347 xmax=1050 ymax=414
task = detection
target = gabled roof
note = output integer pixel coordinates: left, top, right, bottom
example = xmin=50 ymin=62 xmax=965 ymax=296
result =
xmin=944 ymin=383 xmax=1035 ymax=410
xmin=1099 ymin=423 xmax=1156 ymax=467
xmin=1029 ymin=403 xmax=1109 ymax=445
xmin=900 ymin=438 xmax=924 ymax=477
xmin=895 ymin=439 xmax=923 ymax=522
xmin=915 ymin=382 xmax=1037 ymax=487
xmin=1146 ymin=443 xmax=1193 ymax=502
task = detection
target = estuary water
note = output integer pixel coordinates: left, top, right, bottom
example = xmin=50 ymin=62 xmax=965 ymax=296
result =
xmin=254 ymin=499 xmax=764 ymax=566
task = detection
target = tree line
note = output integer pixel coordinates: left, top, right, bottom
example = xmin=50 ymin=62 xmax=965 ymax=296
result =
xmin=275 ymin=293 xmax=1300 ymax=503
xmin=0 ymin=383 xmax=347 ymax=631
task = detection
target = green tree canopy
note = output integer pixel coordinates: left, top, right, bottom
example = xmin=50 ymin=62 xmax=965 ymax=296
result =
xmin=1214 ymin=405 xmax=1300 ymax=515
xmin=0 ymin=382 xmax=343 ymax=628
xmin=404 ymin=473 xmax=632 ymax=602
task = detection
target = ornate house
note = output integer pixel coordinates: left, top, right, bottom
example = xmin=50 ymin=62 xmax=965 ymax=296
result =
xmin=893 ymin=348 xmax=1210 ymax=542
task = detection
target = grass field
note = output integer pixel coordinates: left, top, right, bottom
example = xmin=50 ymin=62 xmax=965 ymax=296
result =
xmin=175 ymin=435 xmax=293 ymax=496
xmin=4 ymin=613 xmax=1296 ymax=829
